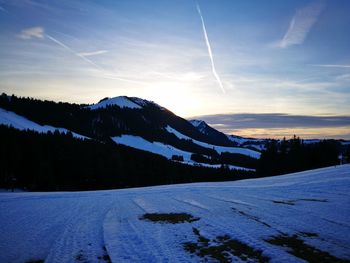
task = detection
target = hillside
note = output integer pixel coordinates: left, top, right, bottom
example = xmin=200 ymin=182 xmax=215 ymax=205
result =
xmin=0 ymin=165 xmax=349 ymax=262
xmin=0 ymin=94 xmax=260 ymax=171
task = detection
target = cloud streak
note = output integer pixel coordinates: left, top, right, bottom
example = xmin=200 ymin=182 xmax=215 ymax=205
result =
xmin=278 ymin=2 xmax=324 ymax=48
xmin=311 ymin=64 xmax=350 ymax=68
xmin=77 ymin=50 xmax=109 ymax=57
xmin=196 ymin=2 xmax=225 ymax=93
xmin=44 ymin=33 xmax=144 ymax=84
xmin=17 ymin=27 xmax=143 ymax=84
xmin=192 ymin=113 xmax=350 ymax=130
xmin=17 ymin=26 xmax=44 ymax=39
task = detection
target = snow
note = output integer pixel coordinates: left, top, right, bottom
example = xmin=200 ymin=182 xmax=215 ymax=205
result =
xmin=112 ymin=135 xmax=192 ymax=161
xmin=189 ymin=119 xmax=204 ymax=128
xmin=228 ymin=134 xmax=266 ymax=145
xmin=189 ymin=119 xmax=209 ymax=134
xmin=111 ymin=135 xmax=253 ymax=171
xmin=89 ymin=96 xmax=142 ymax=110
xmin=129 ymin=97 xmax=163 ymax=109
xmin=0 ymin=165 xmax=349 ymax=262
xmin=228 ymin=135 xmax=255 ymax=144
xmin=0 ymin=108 xmax=87 ymax=140
xmin=165 ymin=125 xmax=261 ymax=159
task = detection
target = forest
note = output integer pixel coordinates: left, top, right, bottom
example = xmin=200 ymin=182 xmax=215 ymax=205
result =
xmin=257 ymin=136 xmax=344 ymax=176
xmin=0 ymin=125 xmax=254 ymax=191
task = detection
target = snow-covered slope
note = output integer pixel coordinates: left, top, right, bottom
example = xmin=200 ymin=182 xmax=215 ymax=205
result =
xmin=189 ymin=119 xmax=203 ymax=128
xmin=112 ymin=135 xmax=192 ymax=161
xmin=166 ymin=126 xmax=261 ymax=159
xmin=111 ymin=135 xmax=254 ymax=171
xmin=0 ymin=108 xmax=87 ymax=139
xmin=189 ymin=119 xmax=207 ymax=134
xmin=227 ymin=135 xmax=267 ymax=150
xmin=89 ymin=96 xmax=142 ymax=110
xmin=189 ymin=119 xmax=235 ymax=146
xmin=0 ymin=165 xmax=349 ymax=262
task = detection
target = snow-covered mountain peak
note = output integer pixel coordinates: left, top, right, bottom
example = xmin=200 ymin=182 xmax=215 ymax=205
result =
xmin=190 ymin=119 xmax=205 ymax=128
xmin=189 ymin=119 xmax=210 ymax=134
xmin=128 ymin=97 xmax=164 ymax=109
xmin=88 ymin=96 xmax=164 ymax=110
xmin=89 ymin=96 xmax=142 ymax=110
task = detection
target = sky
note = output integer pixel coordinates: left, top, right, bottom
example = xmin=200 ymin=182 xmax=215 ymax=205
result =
xmin=0 ymin=0 xmax=349 ymax=139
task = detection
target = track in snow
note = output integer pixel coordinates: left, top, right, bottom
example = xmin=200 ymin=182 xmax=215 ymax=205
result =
xmin=0 ymin=165 xmax=349 ymax=262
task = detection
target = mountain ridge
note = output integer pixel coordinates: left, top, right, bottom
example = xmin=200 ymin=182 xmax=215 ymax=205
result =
xmin=0 ymin=93 xmax=260 ymax=171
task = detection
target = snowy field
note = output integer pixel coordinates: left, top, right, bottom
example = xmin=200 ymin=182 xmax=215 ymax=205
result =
xmin=0 ymin=165 xmax=349 ymax=263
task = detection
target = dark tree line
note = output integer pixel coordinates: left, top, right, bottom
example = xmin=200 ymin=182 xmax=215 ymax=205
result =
xmin=0 ymin=125 xmax=255 ymax=191
xmin=190 ymin=152 xmax=258 ymax=169
xmin=257 ymin=136 xmax=342 ymax=176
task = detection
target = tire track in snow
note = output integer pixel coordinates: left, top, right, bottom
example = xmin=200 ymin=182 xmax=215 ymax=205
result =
xmin=170 ymin=194 xmax=290 ymax=262
xmin=103 ymin=207 xmax=160 ymax=262
xmin=204 ymin=190 xmax=350 ymax=255
xmin=103 ymin=196 xmax=193 ymax=263
xmin=45 ymin=198 xmax=113 ymax=263
xmin=172 ymin=197 xmax=210 ymax=211
xmin=204 ymin=194 xmax=257 ymax=208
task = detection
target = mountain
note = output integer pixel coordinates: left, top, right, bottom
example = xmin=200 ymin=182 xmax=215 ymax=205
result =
xmin=189 ymin=119 xmax=268 ymax=151
xmin=0 ymin=94 xmax=260 ymax=173
xmin=189 ymin=119 xmax=235 ymax=146
xmin=0 ymin=93 xmax=346 ymax=191
xmin=89 ymin=96 xmax=143 ymax=110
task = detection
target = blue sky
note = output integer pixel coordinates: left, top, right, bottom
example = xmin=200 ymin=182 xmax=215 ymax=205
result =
xmin=0 ymin=0 xmax=349 ymax=138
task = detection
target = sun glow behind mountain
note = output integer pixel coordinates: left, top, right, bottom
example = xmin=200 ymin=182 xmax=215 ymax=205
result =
xmin=0 ymin=0 xmax=349 ymax=139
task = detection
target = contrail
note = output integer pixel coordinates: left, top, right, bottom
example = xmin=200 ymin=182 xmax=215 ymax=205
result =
xmin=46 ymin=34 xmax=103 ymax=70
xmin=311 ymin=64 xmax=350 ymax=68
xmin=196 ymin=2 xmax=225 ymax=93
xmin=45 ymin=34 xmax=144 ymax=85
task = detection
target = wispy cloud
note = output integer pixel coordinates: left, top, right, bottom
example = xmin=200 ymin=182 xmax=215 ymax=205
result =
xmin=0 ymin=5 xmax=11 ymax=15
xmin=192 ymin=113 xmax=350 ymax=139
xmin=17 ymin=26 xmax=144 ymax=84
xmin=193 ymin=113 xmax=350 ymax=130
xmin=17 ymin=26 xmax=44 ymax=39
xmin=196 ymin=2 xmax=225 ymax=93
xmin=77 ymin=50 xmax=108 ymax=57
xmin=278 ymin=2 xmax=324 ymax=48
xmin=311 ymin=64 xmax=350 ymax=68
xmin=45 ymin=34 xmax=143 ymax=84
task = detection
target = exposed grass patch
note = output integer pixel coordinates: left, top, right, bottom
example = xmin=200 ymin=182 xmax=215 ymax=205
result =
xmin=140 ymin=213 xmax=199 ymax=224
xmin=75 ymin=250 xmax=85 ymax=262
xmin=97 ymin=246 xmax=111 ymax=263
xmin=184 ymin=227 xmax=269 ymax=262
xmin=265 ymin=234 xmax=348 ymax=263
